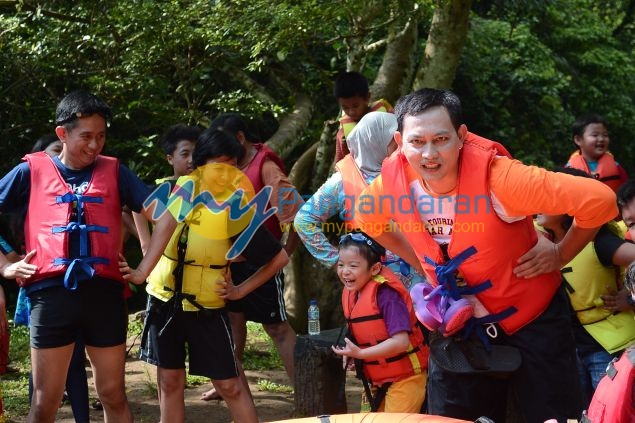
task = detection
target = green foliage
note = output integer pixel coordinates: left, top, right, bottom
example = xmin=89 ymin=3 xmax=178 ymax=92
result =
xmin=3 ymin=325 xmax=31 ymax=417
xmin=458 ymin=1 xmax=635 ymax=168
xmin=256 ymin=379 xmax=293 ymax=393
xmin=242 ymin=322 xmax=283 ymax=371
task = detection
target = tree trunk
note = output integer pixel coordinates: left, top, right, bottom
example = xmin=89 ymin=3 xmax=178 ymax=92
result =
xmin=413 ymin=0 xmax=472 ymax=90
xmin=370 ymin=13 xmax=419 ymax=104
xmin=265 ymin=92 xmax=313 ymax=161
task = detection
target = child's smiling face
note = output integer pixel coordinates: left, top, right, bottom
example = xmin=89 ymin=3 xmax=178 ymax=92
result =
xmin=337 ymin=245 xmax=381 ymax=292
xmin=574 ymin=122 xmax=609 ymax=162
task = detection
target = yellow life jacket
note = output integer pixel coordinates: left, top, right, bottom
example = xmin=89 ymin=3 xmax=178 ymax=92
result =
xmin=147 ymin=172 xmax=253 ymax=311
xmin=562 ymin=241 xmax=635 ymax=354
xmin=339 ymin=99 xmax=393 ymax=139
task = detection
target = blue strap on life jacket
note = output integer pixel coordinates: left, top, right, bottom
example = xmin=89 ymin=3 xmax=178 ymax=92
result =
xmin=424 ymin=246 xmax=492 ymax=301
xmin=53 ymin=256 xmax=109 ymax=290
xmin=52 ymin=192 xmax=110 ymax=289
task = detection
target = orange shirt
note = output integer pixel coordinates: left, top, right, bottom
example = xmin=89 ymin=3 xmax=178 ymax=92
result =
xmin=358 ymin=156 xmax=617 ymax=234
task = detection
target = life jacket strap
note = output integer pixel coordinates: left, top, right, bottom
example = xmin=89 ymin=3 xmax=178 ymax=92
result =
xmin=53 ymin=256 xmax=109 ymax=290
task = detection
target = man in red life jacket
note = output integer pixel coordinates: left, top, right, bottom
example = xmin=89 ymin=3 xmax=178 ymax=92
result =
xmin=356 ymin=89 xmax=617 ymax=423
xmin=0 ymin=91 xmax=177 ymax=423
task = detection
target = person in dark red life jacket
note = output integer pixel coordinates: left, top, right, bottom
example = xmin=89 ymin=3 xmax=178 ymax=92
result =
xmin=332 ymin=231 xmax=428 ymax=413
xmin=356 ymin=88 xmax=617 ymax=423
xmin=565 ymin=113 xmax=628 ymax=193
xmin=0 ymin=90 xmax=176 ymax=423
xmin=198 ymin=113 xmax=303 ymax=401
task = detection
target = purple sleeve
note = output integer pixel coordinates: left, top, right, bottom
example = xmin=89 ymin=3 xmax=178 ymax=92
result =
xmin=377 ymin=285 xmax=411 ymax=337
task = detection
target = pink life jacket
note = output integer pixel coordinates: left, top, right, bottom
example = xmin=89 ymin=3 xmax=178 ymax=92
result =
xmin=583 ymin=346 xmax=635 ymax=423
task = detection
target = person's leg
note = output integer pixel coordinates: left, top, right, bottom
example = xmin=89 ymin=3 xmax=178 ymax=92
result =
xmin=201 ymin=310 xmax=247 ymax=401
xmin=157 ymin=367 xmax=185 ymax=422
xmin=81 ymin=280 xmax=131 ymax=423
xmin=28 ymin=344 xmax=75 ymax=423
xmin=586 ymin=349 xmax=614 ymax=390
xmin=27 ymin=286 xmax=80 ymax=423
xmin=66 ymin=339 xmax=90 ymax=423
xmin=229 ymin=310 xmax=248 ymax=360
xmin=263 ymin=321 xmax=295 ymax=382
xmin=86 ymin=344 xmax=132 ymax=423
xmin=212 ymin=376 xmax=258 ymax=423
xmin=507 ymin=287 xmax=584 ymax=423
xmin=380 ymin=372 xmax=426 ymax=413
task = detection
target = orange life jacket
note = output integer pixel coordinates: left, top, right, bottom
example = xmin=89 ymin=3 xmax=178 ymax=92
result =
xmin=567 ymin=151 xmax=624 ymax=192
xmin=342 ymin=267 xmax=429 ymax=385
xmin=335 ymin=154 xmax=367 ymax=230
xmin=242 ymin=143 xmax=286 ymax=240
xmin=23 ymin=153 xmax=123 ymax=287
xmin=380 ymin=133 xmax=561 ymax=334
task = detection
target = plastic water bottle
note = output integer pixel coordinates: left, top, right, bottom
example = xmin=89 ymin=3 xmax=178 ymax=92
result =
xmin=308 ymin=298 xmax=320 ymax=335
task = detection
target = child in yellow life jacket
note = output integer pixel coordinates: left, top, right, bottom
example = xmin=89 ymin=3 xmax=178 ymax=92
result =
xmin=333 ymin=71 xmax=393 ymax=163
xmin=332 ymin=231 xmax=428 ymax=413
xmin=565 ymin=113 xmax=628 ymax=193
xmin=536 ymin=168 xmax=635 ymax=406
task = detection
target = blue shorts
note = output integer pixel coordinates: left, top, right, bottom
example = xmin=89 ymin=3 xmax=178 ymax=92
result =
xmin=140 ymin=296 xmax=239 ymax=380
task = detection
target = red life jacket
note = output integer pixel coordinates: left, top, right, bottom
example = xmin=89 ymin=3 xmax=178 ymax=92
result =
xmin=342 ymin=267 xmax=429 ymax=386
xmin=335 ymin=154 xmax=368 ymax=230
xmin=380 ymin=133 xmax=561 ymax=334
xmin=242 ymin=143 xmax=285 ymax=240
xmin=584 ymin=347 xmax=635 ymax=423
xmin=23 ymin=153 xmax=123 ymax=287
xmin=567 ymin=151 xmax=624 ymax=192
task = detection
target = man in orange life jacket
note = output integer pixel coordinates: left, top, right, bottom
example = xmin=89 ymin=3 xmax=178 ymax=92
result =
xmin=356 ymin=89 xmax=617 ymax=423
xmin=0 ymin=91 xmax=176 ymax=423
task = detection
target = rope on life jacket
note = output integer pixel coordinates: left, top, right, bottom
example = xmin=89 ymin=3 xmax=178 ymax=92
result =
xmin=53 ymin=192 xmax=110 ymax=290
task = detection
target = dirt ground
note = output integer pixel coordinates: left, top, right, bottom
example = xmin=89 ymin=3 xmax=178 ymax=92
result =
xmin=11 ymin=335 xmax=362 ymax=423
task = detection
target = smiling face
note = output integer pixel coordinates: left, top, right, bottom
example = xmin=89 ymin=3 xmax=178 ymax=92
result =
xmin=574 ymin=122 xmax=609 ymax=162
xmin=201 ymin=155 xmax=238 ymax=195
xmin=621 ymin=198 xmax=635 ymax=240
xmin=55 ymin=114 xmax=106 ymax=170
xmin=168 ymin=139 xmax=196 ymax=178
xmin=337 ymin=246 xmax=381 ymax=292
xmin=395 ymin=107 xmax=466 ymax=194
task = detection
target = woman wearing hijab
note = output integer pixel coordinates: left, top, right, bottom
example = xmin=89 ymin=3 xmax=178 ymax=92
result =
xmin=294 ymin=111 xmax=423 ymax=288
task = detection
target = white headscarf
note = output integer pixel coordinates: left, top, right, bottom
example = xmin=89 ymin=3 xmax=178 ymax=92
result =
xmin=345 ymin=111 xmax=397 ymax=178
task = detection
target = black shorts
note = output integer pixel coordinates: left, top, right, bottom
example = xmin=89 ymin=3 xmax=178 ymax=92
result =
xmin=226 ymin=261 xmax=288 ymax=324
xmin=139 ymin=296 xmax=239 ymax=380
xmin=29 ymin=279 xmax=128 ymax=349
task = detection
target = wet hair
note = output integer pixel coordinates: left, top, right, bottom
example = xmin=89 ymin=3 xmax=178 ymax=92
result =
xmin=31 ymin=134 xmax=60 ymax=153
xmin=333 ymin=71 xmax=370 ymax=99
xmin=571 ymin=113 xmax=608 ymax=138
xmin=338 ymin=231 xmax=385 ymax=266
xmin=617 ymin=179 xmax=635 ymax=212
xmin=210 ymin=113 xmax=258 ymax=143
xmin=192 ymin=128 xmax=243 ymax=168
xmin=394 ymin=88 xmax=463 ymax=132
xmin=160 ymin=124 xmax=201 ymax=155
xmin=55 ymin=90 xmax=112 ymax=130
